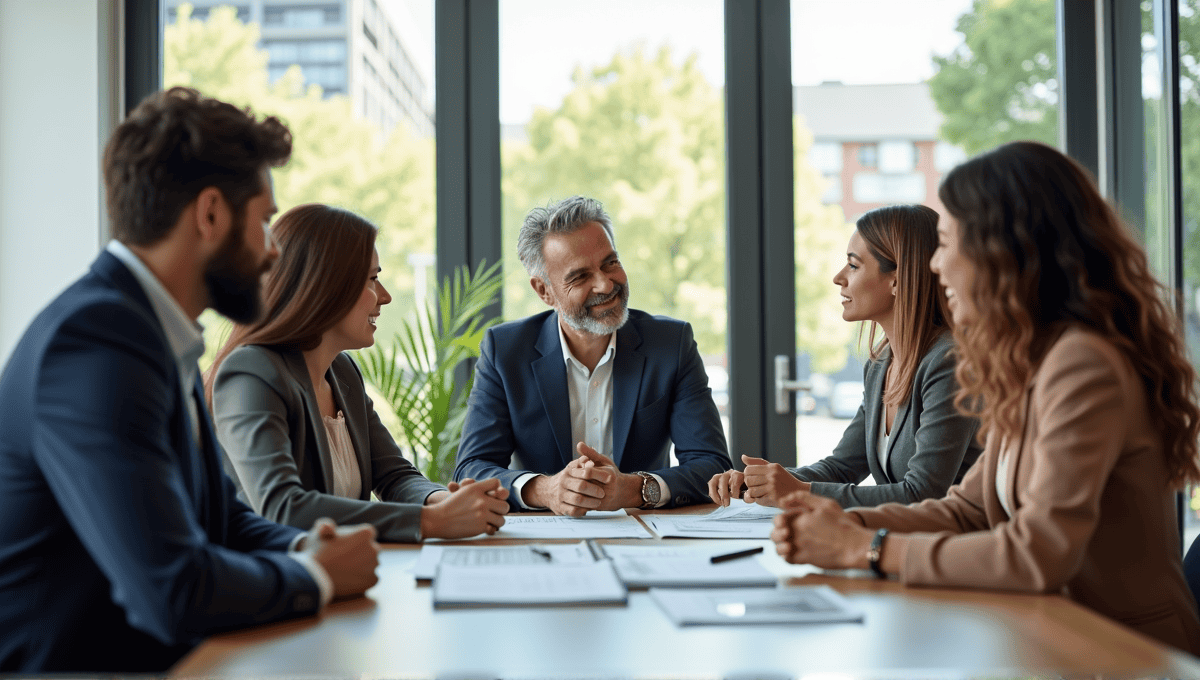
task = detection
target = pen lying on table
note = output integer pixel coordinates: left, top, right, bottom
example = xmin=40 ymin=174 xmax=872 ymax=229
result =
xmin=710 ymin=546 xmax=764 ymax=564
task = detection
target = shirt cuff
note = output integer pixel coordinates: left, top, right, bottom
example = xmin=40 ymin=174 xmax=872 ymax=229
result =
xmin=649 ymin=472 xmax=671 ymax=508
xmin=513 ymin=473 xmax=544 ymax=509
xmin=288 ymin=552 xmax=334 ymax=608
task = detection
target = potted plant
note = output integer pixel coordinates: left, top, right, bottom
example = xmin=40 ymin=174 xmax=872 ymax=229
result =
xmin=357 ymin=260 xmax=502 ymax=483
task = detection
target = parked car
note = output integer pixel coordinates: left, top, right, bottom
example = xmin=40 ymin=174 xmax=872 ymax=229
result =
xmin=829 ymin=380 xmax=865 ymax=419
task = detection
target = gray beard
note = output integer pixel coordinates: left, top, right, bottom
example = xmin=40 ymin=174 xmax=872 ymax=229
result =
xmin=559 ymin=283 xmax=630 ymax=336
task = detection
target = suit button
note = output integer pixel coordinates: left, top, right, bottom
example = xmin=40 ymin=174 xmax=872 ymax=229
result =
xmin=676 ymin=496 xmax=687 ymax=505
xmin=294 ymin=594 xmax=315 ymax=611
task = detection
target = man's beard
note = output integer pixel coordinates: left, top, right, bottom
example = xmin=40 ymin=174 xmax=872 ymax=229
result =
xmin=204 ymin=218 xmax=269 ymax=324
xmin=559 ymin=281 xmax=630 ymax=336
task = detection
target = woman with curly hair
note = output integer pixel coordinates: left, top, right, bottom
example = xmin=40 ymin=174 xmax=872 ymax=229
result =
xmin=771 ymin=141 xmax=1200 ymax=653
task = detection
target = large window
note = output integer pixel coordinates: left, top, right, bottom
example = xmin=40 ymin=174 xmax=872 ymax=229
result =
xmin=499 ymin=0 xmax=730 ymax=435
xmin=162 ymin=1 xmax=436 ymax=367
xmin=789 ymin=0 xmax=1059 ymax=469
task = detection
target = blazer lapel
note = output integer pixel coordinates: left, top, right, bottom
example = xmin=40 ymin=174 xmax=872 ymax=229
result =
xmin=327 ymin=359 xmax=372 ymax=500
xmin=884 ymin=398 xmax=912 ymax=483
xmin=1003 ymin=387 xmax=1036 ymax=517
xmin=189 ymin=377 xmax=219 ymax=534
xmin=862 ymin=353 xmax=887 ymax=482
xmin=532 ymin=313 xmax=574 ymax=468
xmin=285 ymin=351 xmax=338 ymax=494
xmin=611 ymin=321 xmax=645 ymax=468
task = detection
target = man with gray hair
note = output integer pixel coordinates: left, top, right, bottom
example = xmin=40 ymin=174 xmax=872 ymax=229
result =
xmin=454 ymin=196 xmax=731 ymax=515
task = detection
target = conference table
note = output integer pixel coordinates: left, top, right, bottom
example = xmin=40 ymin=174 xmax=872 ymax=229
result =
xmin=172 ymin=505 xmax=1200 ymax=678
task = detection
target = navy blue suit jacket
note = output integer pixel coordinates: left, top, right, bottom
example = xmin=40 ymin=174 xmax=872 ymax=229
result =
xmin=0 ymin=251 xmax=320 ymax=673
xmin=454 ymin=309 xmax=731 ymax=510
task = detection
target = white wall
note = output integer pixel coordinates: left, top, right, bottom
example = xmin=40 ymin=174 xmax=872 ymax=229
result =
xmin=0 ymin=0 xmax=118 ymax=364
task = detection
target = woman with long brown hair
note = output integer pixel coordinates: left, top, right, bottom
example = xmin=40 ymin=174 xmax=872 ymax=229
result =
xmin=771 ymin=141 xmax=1200 ymax=653
xmin=708 ymin=204 xmax=982 ymax=508
xmin=207 ymin=204 xmax=509 ymax=542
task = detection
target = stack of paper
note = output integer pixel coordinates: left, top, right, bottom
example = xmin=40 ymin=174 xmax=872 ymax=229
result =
xmin=491 ymin=508 xmax=654 ymax=540
xmin=641 ymin=500 xmax=783 ymax=538
xmin=432 ymin=561 xmax=627 ymax=608
xmin=601 ymin=544 xmax=778 ymax=588
xmin=649 ymin=585 xmax=864 ymax=625
xmin=412 ymin=542 xmax=595 ymax=580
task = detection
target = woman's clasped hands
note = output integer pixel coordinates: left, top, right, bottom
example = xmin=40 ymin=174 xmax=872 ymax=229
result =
xmin=770 ymin=490 xmax=875 ymax=570
xmin=707 ymin=454 xmax=809 ymax=507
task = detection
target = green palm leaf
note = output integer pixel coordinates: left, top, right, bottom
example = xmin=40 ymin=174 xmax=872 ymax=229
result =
xmin=357 ymin=260 xmax=502 ymax=482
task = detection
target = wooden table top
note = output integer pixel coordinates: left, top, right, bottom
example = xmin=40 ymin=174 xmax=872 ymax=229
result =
xmin=171 ymin=506 xmax=1200 ymax=678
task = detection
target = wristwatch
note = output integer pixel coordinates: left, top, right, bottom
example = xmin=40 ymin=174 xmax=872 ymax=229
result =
xmin=635 ymin=471 xmax=661 ymax=509
xmin=867 ymin=528 xmax=889 ymax=578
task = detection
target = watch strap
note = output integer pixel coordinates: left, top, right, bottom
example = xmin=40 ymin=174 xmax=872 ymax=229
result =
xmin=635 ymin=471 xmax=659 ymax=509
xmin=867 ymin=528 xmax=889 ymax=578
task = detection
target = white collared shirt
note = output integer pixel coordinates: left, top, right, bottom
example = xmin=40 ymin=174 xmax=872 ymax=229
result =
xmin=514 ymin=321 xmax=670 ymax=509
xmin=104 ymin=240 xmax=332 ymax=608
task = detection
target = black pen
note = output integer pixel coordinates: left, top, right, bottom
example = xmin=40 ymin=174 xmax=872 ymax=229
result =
xmin=710 ymin=546 xmax=764 ymax=564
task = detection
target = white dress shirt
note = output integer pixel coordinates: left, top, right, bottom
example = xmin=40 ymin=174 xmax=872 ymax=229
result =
xmin=514 ymin=322 xmax=670 ymax=509
xmin=105 ymin=240 xmax=333 ymax=607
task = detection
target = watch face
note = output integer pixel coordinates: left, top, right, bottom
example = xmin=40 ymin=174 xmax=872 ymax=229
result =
xmin=643 ymin=474 xmax=661 ymax=503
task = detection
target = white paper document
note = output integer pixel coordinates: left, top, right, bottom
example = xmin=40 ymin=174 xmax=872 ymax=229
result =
xmin=642 ymin=500 xmax=783 ymax=538
xmin=490 ymin=508 xmax=654 ymax=540
xmin=411 ymin=542 xmax=596 ymax=580
xmin=649 ymin=585 xmax=864 ymax=626
xmin=432 ymin=561 xmax=628 ymax=608
xmin=607 ymin=543 xmax=778 ymax=588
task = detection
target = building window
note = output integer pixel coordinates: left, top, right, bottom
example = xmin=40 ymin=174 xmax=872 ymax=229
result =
xmin=363 ymin=23 xmax=379 ymax=49
xmin=856 ymin=143 xmax=878 ymax=168
xmin=878 ymin=140 xmax=916 ymax=173
xmin=934 ymin=141 xmax=968 ymax=172
xmin=820 ymin=174 xmax=842 ymax=203
xmin=807 ymin=142 xmax=842 ymax=174
xmin=168 ymin=5 xmax=249 ymax=23
xmin=852 ymin=172 xmax=926 ymax=203
xmin=265 ymin=40 xmax=347 ymax=65
xmin=263 ymin=5 xmax=341 ymax=27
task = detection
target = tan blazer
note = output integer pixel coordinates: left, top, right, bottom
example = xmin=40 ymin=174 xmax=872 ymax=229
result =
xmin=849 ymin=327 xmax=1200 ymax=654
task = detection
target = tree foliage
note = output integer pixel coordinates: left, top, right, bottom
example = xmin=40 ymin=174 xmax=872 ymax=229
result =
xmin=165 ymin=4 xmax=434 ymax=362
xmin=928 ymin=0 xmax=1059 ymax=155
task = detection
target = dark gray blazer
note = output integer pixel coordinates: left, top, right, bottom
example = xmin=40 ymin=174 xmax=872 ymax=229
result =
xmin=791 ymin=332 xmax=982 ymax=507
xmin=212 ymin=345 xmax=445 ymax=542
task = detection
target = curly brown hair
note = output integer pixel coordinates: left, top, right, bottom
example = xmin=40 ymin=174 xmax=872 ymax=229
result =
xmin=939 ymin=140 xmax=1200 ymax=487
xmin=103 ymin=86 xmax=292 ymax=246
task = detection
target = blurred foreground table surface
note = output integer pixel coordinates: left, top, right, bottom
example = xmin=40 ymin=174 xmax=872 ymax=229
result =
xmin=172 ymin=505 xmax=1200 ymax=678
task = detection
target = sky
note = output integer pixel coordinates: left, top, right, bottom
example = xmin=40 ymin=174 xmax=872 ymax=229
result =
xmin=378 ymin=0 xmax=976 ymax=124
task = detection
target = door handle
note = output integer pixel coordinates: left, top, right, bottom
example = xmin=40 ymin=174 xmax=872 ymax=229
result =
xmin=774 ymin=354 xmax=811 ymax=415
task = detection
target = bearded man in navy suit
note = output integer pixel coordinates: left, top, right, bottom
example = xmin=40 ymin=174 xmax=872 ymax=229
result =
xmin=454 ymin=196 xmax=731 ymax=515
xmin=0 ymin=87 xmax=380 ymax=673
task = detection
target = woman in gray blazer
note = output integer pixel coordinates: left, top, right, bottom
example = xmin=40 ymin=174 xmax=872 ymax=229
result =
xmin=207 ymin=204 xmax=509 ymax=542
xmin=709 ymin=205 xmax=982 ymax=508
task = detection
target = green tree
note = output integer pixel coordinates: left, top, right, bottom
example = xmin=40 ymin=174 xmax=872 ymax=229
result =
xmin=928 ymin=0 xmax=1059 ymax=155
xmin=502 ymin=45 xmax=852 ymax=366
xmin=501 ymin=46 xmax=726 ymax=353
xmin=165 ymin=4 xmax=435 ymax=366
xmin=927 ymin=0 xmax=1200 ymax=351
